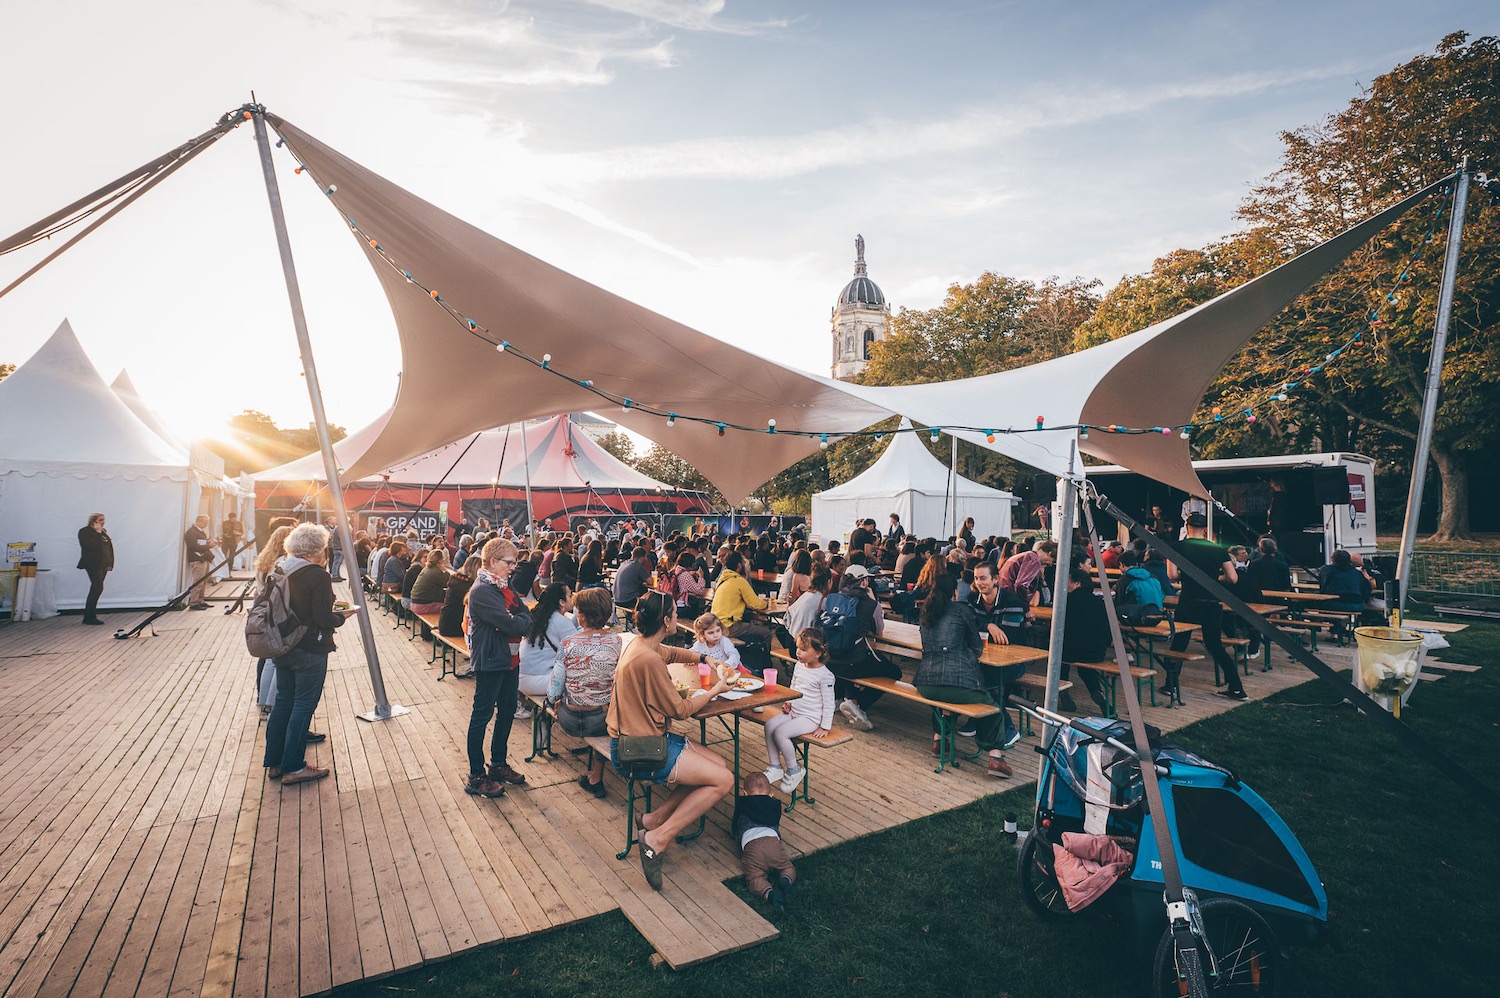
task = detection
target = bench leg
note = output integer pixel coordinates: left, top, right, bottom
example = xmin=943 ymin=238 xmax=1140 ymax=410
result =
xmin=1143 ymin=675 xmax=1157 ymax=709
xmin=1161 ymin=662 xmax=1185 ymax=708
xmin=784 ymin=742 xmax=813 ymax=812
xmin=525 ymin=703 xmax=557 ymax=762
xmin=1103 ymin=677 xmax=1118 ymax=719
xmin=932 ymin=708 xmax=956 ymax=773
xmin=618 ymin=774 xmax=651 ymax=860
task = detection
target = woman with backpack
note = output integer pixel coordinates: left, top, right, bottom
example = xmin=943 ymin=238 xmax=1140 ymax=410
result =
xmin=663 ymin=550 xmax=707 ymax=617
xmin=252 ymin=525 xmax=295 ymax=714
xmin=785 ymin=564 xmax=832 ymax=639
xmin=262 ymin=524 xmax=353 ymax=786
xmin=824 ymin=564 xmax=898 ymax=731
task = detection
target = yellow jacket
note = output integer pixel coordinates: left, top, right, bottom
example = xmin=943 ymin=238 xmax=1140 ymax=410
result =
xmin=711 ymin=569 xmax=765 ymax=625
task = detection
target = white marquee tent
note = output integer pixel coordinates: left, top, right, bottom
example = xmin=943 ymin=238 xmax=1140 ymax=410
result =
xmin=0 ymin=321 xmax=223 ymax=610
xmin=812 ymin=421 xmax=1015 ymax=540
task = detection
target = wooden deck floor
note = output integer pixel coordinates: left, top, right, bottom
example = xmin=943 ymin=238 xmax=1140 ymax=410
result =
xmin=0 ymin=582 xmax=1361 ymax=996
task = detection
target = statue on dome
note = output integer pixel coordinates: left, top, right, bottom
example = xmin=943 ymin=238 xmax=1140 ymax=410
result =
xmin=855 ymin=233 xmax=865 ymax=264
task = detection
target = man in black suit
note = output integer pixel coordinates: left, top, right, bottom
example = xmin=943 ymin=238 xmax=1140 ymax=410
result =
xmin=76 ymin=512 xmax=114 ymax=625
xmin=184 ymin=515 xmax=217 ymax=610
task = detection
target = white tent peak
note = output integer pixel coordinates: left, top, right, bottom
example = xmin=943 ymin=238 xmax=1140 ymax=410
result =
xmin=813 ymin=424 xmax=1015 ymax=538
xmin=111 ymin=368 xmax=190 ymax=453
xmin=0 ymin=319 xmax=190 ymax=477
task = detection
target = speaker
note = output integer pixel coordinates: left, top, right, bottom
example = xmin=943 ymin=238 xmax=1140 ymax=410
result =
xmin=1313 ymin=467 xmax=1352 ymax=505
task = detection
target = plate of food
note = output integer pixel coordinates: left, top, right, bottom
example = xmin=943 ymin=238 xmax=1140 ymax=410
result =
xmin=334 ymin=600 xmax=351 ymax=610
xmin=731 ymin=676 xmax=764 ymax=692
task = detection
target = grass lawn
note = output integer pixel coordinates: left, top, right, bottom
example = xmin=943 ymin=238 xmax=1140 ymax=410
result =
xmin=345 ymin=620 xmax=1499 ymax=997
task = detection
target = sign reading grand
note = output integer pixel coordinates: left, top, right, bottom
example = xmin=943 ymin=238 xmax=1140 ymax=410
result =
xmin=361 ymin=510 xmax=441 ymax=536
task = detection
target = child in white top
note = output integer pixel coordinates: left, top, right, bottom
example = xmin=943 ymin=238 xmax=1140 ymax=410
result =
xmin=764 ymin=627 xmax=836 ymax=794
xmin=690 ymin=612 xmax=743 ymax=671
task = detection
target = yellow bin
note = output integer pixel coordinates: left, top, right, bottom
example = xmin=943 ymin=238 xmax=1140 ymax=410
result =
xmin=1354 ymin=626 xmax=1423 ymax=713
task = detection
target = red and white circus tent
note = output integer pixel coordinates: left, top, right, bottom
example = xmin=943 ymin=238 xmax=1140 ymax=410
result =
xmin=253 ymin=413 xmax=710 ymax=534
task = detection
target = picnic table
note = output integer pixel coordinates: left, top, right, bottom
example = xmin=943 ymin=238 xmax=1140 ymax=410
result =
xmin=665 ymin=661 xmax=801 ymax=794
xmin=876 ymin=619 xmax=1049 ymax=670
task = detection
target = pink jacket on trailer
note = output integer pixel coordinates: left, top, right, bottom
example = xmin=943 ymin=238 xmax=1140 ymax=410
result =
xmin=1052 ymin=832 xmax=1135 ymax=912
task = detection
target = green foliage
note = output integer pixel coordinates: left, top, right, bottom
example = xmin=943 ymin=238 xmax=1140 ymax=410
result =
xmin=0 ymin=362 xmax=14 ymax=382
xmin=595 ymin=430 xmax=636 ymax=465
xmin=207 ymin=409 xmax=348 ymax=476
xmin=632 ymin=442 xmax=725 ymax=507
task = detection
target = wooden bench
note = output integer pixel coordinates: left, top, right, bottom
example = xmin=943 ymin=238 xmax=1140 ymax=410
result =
xmin=579 ymin=734 xmax=706 ymax=861
xmin=1151 ymin=649 xmax=1204 ymax=706
xmin=1271 ymin=617 xmax=1331 ymax=654
xmin=1066 ymin=660 xmax=1158 ymax=717
xmin=431 ymin=630 xmax=470 ymax=680
xmin=415 ymin=609 xmax=443 ymax=655
xmin=1220 ymin=636 xmax=1258 ymax=678
xmin=737 ymin=711 xmax=853 ymax=811
xmin=850 ymin=676 xmax=1000 ymax=773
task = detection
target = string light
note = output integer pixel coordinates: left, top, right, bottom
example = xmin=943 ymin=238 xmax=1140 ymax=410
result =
xmin=278 ymin=134 xmax=1448 ymax=448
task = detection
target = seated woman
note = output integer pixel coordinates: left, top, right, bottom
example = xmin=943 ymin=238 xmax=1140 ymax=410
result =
xmin=410 ymin=548 xmax=451 ymax=616
xmin=913 ymin=571 xmax=1012 ymax=778
xmin=519 ymin=583 xmax=579 ymax=712
xmin=439 ymin=555 xmax=477 ymax=637
xmin=380 ymin=539 xmax=410 ymax=594
xmin=549 ymin=588 xmax=624 ymax=797
xmin=400 ymin=549 xmax=427 ymax=610
xmin=577 ymin=540 xmax=607 ymax=589
xmin=606 ymin=591 xmax=736 ymax=890
xmin=778 ymin=548 xmax=813 ymax=604
xmin=665 ymin=550 xmax=708 ymax=617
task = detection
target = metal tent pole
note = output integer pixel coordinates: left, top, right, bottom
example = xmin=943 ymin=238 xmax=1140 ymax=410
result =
xmin=1042 ymin=447 xmax=1079 ymax=721
xmin=250 ymin=106 xmax=407 ymax=723
xmin=1396 ymin=167 xmax=1469 ymax=619
xmin=520 ymin=419 xmax=537 ymax=541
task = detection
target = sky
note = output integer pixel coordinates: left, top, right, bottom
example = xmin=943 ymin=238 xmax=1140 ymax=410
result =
xmin=0 ymin=0 xmax=1491 ymax=447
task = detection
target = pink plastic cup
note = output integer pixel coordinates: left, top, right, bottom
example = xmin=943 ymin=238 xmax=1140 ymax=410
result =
xmin=764 ymin=668 xmax=778 ymax=689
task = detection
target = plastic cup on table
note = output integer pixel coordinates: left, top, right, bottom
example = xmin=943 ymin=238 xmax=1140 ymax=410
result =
xmin=698 ymin=662 xmax=712 ymax=689
xmin=764 ymin=667 xmax=778 ymax=689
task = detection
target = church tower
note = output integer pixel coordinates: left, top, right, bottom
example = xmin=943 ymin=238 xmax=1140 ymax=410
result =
xmin=831 ymin=234 xmax=891 ymax=381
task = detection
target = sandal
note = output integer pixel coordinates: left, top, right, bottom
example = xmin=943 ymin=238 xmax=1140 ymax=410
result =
xmin=639 ymin=838 xmax=664 ymax=890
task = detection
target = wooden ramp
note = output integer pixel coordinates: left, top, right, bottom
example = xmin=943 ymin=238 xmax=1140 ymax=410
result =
xmin=0 ymin=587 xmax=1358 ymax=996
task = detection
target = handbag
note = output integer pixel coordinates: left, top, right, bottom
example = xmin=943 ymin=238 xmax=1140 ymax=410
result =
xmin=616 ymin=734 xmax=669 ymax=770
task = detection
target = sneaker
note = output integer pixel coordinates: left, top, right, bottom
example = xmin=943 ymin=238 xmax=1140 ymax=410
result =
xmin=82 ymin=617 xmax=104 ymax=625
xmin=281 ymin=766 xmax=329 ymax=785
xmin=956 ymin=725 xmax=977 ymax=738
xmin=1248 ymin=647 xmax=1262 ymax=660
xmin=1059 ymin=693 xmax=1078 ymax=712
xmin=767 ymin=885 xmax=785 ymax=913
xmin=1215 ymin=689 xmax=1249 ymax=701
xmin=764 ymin=765 xmax=785 ymax=784
xmin=775 ymin=873 xmax=798 ymax=900
xmin=513 ymin=705 xmax=533 ymax=719
xmin=1003 ymin=729 xmax=1022 ymax=749
xmin=488 ymin=764 xmax=528 ymax=785
xmin=778 ymin=769 xmax=805 ymax=794
xmin=838 ymin=699 xmax=873 ymax=731
xmin=464 ymin=774 xmax=506 ymax=798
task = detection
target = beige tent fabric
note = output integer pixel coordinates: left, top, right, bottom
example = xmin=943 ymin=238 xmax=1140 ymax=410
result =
xmin=268 ymin=115 xmax=1447 ymax=503
xmin=268 ymin=116 xmax=892 ymax=505
xmin=838 ymin=176 xmax=1450 ymax=497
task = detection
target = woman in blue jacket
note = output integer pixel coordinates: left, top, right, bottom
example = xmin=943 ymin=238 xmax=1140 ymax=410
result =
xmin=463 ymin=538 xmax=534 ymax=799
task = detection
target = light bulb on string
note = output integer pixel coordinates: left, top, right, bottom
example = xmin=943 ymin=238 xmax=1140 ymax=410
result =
xmin=541 ymin=354 xmax=551 ymax=369
xmin=819 ymin=434 xmax=829 ymax=450
xmin=667 ymin=413 xmax=677 ymax=427
xmin=767 ymin=418 xmax=777 ymax=434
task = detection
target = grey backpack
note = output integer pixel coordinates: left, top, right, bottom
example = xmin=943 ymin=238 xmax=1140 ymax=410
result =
xmin=244 ymin=567 xmax=309 ymax=659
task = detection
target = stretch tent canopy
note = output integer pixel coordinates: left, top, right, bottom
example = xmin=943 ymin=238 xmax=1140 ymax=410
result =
xmin=812 ymin=421 xmax=1015 ymax=539
xmin=0 ymin=320 xmax=201 ymax=609
xmin=267 ymin=116 xmax=1452 ymax=501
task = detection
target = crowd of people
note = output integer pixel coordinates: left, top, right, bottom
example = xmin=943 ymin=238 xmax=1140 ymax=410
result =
xmin=226 ymin=500 xmax=1386 ymax=902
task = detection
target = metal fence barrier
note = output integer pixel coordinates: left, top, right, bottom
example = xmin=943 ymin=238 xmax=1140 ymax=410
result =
xmin=1404 ymin=550 xmax=1500 ymax=597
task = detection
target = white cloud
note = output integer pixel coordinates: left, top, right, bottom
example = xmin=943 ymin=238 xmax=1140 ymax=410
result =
xmin=577 ymin=0 xmax=792 ymax=35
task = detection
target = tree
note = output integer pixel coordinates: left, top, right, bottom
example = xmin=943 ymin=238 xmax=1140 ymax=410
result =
xmin=595 ymin=430 xmax=636 ymax=465
xmin=632 ymin=443 xmax=726 ymax=508
xmin=1234 ymin=32 xmax=1500 ymax=539
xmin=208 ymin=409 xmax=348 ymax=476
xmin=0 ymin=362 xmax=14 ymax=382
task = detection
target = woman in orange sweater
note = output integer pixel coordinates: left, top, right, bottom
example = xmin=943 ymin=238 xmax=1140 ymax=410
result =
xmin=607 ymin=590 xmax=736 ymax=890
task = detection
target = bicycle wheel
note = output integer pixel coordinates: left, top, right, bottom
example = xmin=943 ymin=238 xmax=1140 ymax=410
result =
xmin=1153 ymin=897 xmax=1280 ymax=996
xmin=1016 ymin=830 xmax=1073 ymax=919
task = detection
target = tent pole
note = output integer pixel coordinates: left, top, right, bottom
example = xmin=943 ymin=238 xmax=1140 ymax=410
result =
xmin=1396 ymin=166 xmax=1468 ymax=619
xmin=520 ymin=419 xmax=537 ymax=541
xmin=250 ymin=107 xmax=407 ymax=724
xmin=949 ymin=434 xmax=958 ymax=540
xmin=1042 ymin=444 xmax=1079 ymax=726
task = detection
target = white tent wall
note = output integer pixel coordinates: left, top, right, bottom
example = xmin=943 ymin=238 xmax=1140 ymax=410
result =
xmin=0 ymin=472 xmax=191 ymax=610
xmin=812 ymin=489 xmax=1013 ymax=543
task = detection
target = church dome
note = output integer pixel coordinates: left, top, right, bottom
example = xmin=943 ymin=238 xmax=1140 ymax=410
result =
xmin=836 ymin=233 xmax=886 ymax=310
xmin=838 ymin=275 xmax=886 ymax=308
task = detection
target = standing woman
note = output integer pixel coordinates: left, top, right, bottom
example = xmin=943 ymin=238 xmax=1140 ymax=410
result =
xmin=463 ymin=538 xmax=534 ymax=799
xmin=76 ymin=512 xmax=114 ymax=625
xmin=914 ymin=571 xmax=1012 ymax=779
xmin=607 ymin=591 xmax=735 ymax=890
xmin=253 ymin=525 xmax=294 ymax=712
xmin=264 ymin=524 xmax=351 ymax=785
